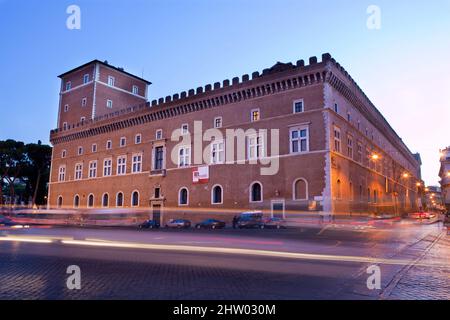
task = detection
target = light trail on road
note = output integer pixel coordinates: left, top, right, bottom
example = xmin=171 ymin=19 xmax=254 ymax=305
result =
xmin=2 ymin=233 xmax=447 ymax=268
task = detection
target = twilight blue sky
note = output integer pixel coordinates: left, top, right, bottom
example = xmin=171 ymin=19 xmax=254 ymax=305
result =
xmin=0 ymin=0 xmax=449 ymax=185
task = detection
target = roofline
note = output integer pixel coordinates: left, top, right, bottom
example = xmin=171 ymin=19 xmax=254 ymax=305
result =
xmin=57 ymin=59 xmax=152 ymax=85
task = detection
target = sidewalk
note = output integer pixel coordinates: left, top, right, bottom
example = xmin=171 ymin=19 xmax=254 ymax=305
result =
xmin=386 ymin=227 xmax=450 ymax=300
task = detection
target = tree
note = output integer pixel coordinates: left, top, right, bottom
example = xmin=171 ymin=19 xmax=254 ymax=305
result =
xmin=0 ymin=140 xmax=26 ymax=204
xmin=0 ymin=140 xmax=52 ymax=206
xmin=23 ymin=141 xmax=52 ymax=206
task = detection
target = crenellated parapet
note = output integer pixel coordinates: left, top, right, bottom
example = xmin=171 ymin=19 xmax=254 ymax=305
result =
xmin=50 ymin=53 xmax=332 ymax=143
xmin=50 ymin=53 xmax=332 ymax=144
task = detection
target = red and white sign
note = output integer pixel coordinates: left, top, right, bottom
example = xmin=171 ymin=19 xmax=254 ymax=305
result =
xmin=192 ymin=166 xmax=209 ymax=184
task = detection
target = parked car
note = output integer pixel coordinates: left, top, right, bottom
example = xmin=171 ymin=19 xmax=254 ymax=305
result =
xmin=237 ymin=217 xmax=265 ymax=229
xmin=165 ymin=219 xmax=191 ymax=229
xmin=0 ymin=215 xmax=15 ymax=227
xmin=195 ymin=219 xmax=226 ymax=229
xmin=263 ymin=217 xmax=286 ymax=229
xmin=138 ymin=220 xmax=160 ymax=229
xmin=410 ymin=212 xmax=436 ymax=220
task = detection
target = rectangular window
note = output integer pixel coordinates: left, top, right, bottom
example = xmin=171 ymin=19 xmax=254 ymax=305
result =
xmin=108 ymin=76 xmax=115 ymax=87
xmin=65 ymin=81 xmax=71 ymax=91
xmin=333 ymin=126 xmax=341 ymax=153
xmin=91 ymin=143 xmax=97 ymax=153
xmin=251 ymin=109 xmax=260 ymax=122
xmin=156 ymin=129 xmax=163 ymax=140
xmin=106 ymin=140 xmax=112 ymax=150
xmin=132 ymin=85 xmax=139 ymax=95
xmin=61 ymin=150 xmax=67 ymax=158
xmin=293 ymin=99 xmax=304 ymax=113
xmin=106 ymin=99 xmax=113 ymax=109
xmin=181 ymin=124 xmax=189 ymax=135
xmin=132 ymin=153 xmax=142 ymax=173
xmin=357 ymin=142 xmax=363 ymax=163
xmin=211 ymin=140 xmax=225 ymax=164
xmin=63 ymin=122 xmax=68 ymax=130
xmin=135 ymin=134 xmax=142 ymax=144
xmin=120 ymin=137 xmax=126 ymax=147
xmin=248 ymin=134 xmax=264 ymax=160
xmin=88 ymin=161 xmax=97 ymax=178
xmin=347 ymin=135 xmax=353 ymax=159
xmin=64 ymin=104 xmax=69 ymax=112
xmin=58 ymin=166 xmax=66 ymax=182
xmin=117 ymin=156 xmax=127 ymax=175
xmin=81 ymin=97 xmax=87 ymax=107
xmin=103 ymin=158 xmax=112 ymax=177
xmin=290 ymin=127 xmax=309 ymax=153
xmin=154 ymin=146 xmax=164 ymax=170
xmin=75 ymin=163 xmax=83 ymax=180
xmin=214 ymin=117 xmax=222 ymax=129
xmin=77 ymin=146 xmax=83 ymax=156
xmin=83 ymin=74 xmax=89 ymax=84
xmin=334 ymin=103 xmax=339 ymax=113
xmin=178 ymin=146 xmax=191 ymax=167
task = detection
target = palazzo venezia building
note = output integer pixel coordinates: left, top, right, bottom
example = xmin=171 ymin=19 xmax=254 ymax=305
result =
xmin=48 ymin=54 xmax=422 ymax=223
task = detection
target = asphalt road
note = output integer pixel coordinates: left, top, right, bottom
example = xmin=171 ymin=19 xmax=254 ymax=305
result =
xmin=0 ymin=222 xmax=447 ymax=300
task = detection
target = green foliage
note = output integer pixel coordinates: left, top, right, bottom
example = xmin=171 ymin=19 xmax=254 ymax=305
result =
xmin=0 ymin=139 xmax=52 ymax=206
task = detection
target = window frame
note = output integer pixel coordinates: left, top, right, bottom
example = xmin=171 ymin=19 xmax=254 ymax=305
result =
xmin=250 ymin=108 xmax=260 ymax=122
xmin=132 ymin=153 xmax=143 ymax=173
xmin=211 ymin=184 xmax=223 ymax=205
xmin=178 ymin=145 xmax=191 ymax=168
xmin=103 ymin=158 xmax=112 ymax=177
xmin=117 ymin=155 xmax=127 ymax=175
xmin=178 ymin=187 xmax=189 ymax=206
xmin=289 ymin=126 xmax=309 ymax=154
xmin=249 ymin=181 xmax=263 ymax=203
xmin=293 ymin=99 xmax=304 ymax=114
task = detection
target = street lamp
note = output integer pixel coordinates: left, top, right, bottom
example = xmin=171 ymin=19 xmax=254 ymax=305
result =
xmin=371 ymin=153 xmax=380 ymax=161
xmin=402 ymin=173 xmax=410 ymax=179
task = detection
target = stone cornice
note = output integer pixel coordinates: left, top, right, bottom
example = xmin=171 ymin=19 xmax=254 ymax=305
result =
xmin=50 ymin=57 xmax=330 ymax=145
xmin=325 ymin=64 xmax=419 ymax=168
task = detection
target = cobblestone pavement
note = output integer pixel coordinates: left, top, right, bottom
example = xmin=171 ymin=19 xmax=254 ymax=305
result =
xmin=387 ymin=229 xmax=450 ymax=300
xmin=0 ymin=243 xmax=347 ymax=300
xmin=0 ymin=224 xmax=449 ymax=300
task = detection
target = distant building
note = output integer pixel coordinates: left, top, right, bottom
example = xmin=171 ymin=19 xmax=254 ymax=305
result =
xmin=439 ymin=147 xmax=450 ymax=212
xmin=48 ymin=54 xmax=422 ymax=224
xmin=424 ymin=185 xmax=445 ymax=212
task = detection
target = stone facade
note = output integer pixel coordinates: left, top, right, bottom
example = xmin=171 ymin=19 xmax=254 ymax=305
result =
xmin=439 ymin=147 xmax=450 ymax=212
xmin=48 ymin=54 xmax=422 ymax=224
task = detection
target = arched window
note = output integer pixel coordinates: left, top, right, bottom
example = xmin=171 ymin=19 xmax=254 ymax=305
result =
xmin=116 ymin=192 xmax=123 ymax=207
xmin=250 ymin=182 xmax=263 ymax=202
xmin=367 ymin=188 xmax=371 ymax=203
xmin=132 ymin=191 xmax=139 ymax=207
xmin=336 ymin=180 xmax=342 ymax=199
xmin=87 ymin=194 xmax=94 ymax=208
xmin=293 ymin=178 xmax=308 ymax=200
xmin=212 ymin=185 xmax=223 ymax=204
xmin=179 ymin=188 xmax=188 ymax=205
xmin=102 ymin=193 xmax=109 ymax=207
xmin=57 ymin=196 xmax=63 ymax=208
xmin=73 ymin=195 xmax=80 ymax=208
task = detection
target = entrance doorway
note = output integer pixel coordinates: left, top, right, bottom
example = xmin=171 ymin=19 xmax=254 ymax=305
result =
xmin=152 ymin=204 xmax=162 ymax=225
xmin=271 ymin=200 xmax=285 ymax=219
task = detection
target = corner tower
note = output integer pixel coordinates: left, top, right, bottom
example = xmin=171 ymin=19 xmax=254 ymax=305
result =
xmin=57 ymin=60 xmax=151 ymax=130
